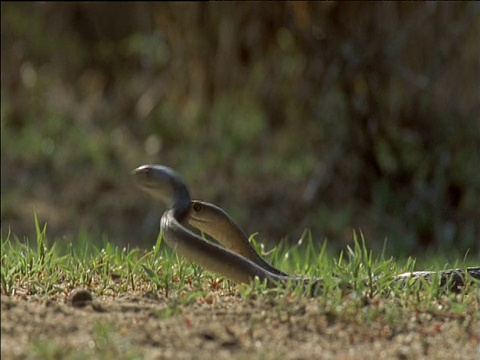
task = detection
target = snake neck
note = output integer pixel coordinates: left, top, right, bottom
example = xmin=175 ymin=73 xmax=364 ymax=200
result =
xmin=172 ymin=186 xmax=190 ymax=219
xmin=174 ymin=208 xmax=190 ymax=226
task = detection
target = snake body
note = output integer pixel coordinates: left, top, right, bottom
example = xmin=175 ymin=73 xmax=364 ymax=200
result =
xmin=134 ymin=164 xmax=307 ymax=288
xmin=133 ymin=164 xmax=480 ymax=293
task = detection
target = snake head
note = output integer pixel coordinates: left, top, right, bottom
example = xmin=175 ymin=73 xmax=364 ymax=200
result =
xmin=187 ymin=201 xmax=232 ymax=230
xmin=186 ymin=200 xmax=255 ymax=256
xmin=132 ymin=164 xmax=191 ymax=214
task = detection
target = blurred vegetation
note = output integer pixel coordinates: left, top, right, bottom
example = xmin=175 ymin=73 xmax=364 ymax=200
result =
xmin=1 ymin=2 xmax=479 ymax=258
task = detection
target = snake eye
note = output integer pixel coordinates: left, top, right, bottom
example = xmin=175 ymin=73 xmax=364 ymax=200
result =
xmin=193 ymin=203 xmax=202 ymax=212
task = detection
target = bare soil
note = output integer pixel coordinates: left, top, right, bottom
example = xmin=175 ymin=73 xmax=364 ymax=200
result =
xmin=2 ymin=290 xmax=479 ymax=360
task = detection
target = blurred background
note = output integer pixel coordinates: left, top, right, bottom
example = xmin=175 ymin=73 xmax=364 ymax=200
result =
xmin=1 ymin=2 xmax=479 ymax=259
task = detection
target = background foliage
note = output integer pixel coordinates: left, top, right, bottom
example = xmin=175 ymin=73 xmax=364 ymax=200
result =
xmin=1 ymin=2 xmax=479 ymax=258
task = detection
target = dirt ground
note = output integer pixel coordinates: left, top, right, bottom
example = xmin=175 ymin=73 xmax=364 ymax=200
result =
xmin=2 ymin=289 xmax=479 ymax=360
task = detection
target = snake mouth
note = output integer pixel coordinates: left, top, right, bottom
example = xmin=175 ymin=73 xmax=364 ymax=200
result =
xmin=132 ymin=168 xmax=156 ymax=188
xmin=131 ymin=165 xmax=153 ymax=178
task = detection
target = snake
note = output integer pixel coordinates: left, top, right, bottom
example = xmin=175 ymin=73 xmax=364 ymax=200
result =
xmin=133 ymin=164 xmax=480 ymax=294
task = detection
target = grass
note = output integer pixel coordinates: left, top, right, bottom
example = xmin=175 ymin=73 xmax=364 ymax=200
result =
xmin=2 ymin=217 xmax=478 ymax=359
xmin=2 ymin=216 xmax=478 ymax=304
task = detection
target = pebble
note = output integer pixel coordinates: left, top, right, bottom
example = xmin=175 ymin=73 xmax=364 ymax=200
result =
xmin=70 ymin=288 xmax=93 ymax=307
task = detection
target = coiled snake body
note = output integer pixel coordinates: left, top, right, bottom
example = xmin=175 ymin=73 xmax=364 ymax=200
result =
xmin=133 ymin=164 xmax=480 ymax=294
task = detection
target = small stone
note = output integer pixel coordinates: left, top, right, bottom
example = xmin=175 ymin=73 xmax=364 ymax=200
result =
xmin=70 ymin=288 xmax=93 ymax=307
xmin=204 ymin=292 xmax=218 ymax=305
